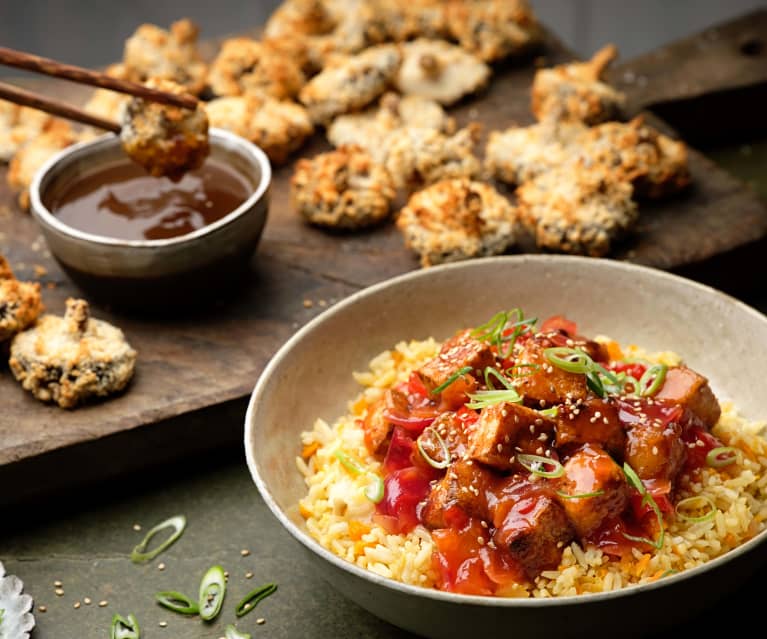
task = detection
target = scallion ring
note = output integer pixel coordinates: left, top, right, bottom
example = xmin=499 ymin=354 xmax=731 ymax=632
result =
xmin=706 ymin=446 xmax=739 ymax=468
xmin=471 ymin=310 xmax=509 ymax=342
xmin=622 ymin=462 xmax=665 ymax=550
xmin=363 ymin=474 xmax=385 ymax=503
xmin=416 ymin=427 xmax=451 ymax=469
xmin=539 ymin=406 xmax=559 ymax=418
xmin=675 ymin=495 xmax=716 ymax=523
xmin=639 ymin=364 xmax=668 ymax=397
xmin=334 ymin=450 xmax=365 ymax=476
xmin=484 ymin=366 xmax=515 ymax=391
xmin=431 ymin=366 xmax=473 ymax=395
xmin=517 ymin=453 xmax=564 ymax=479
xmin=335 ymin=451 xmax=384 ymax=503
xmin=555 ymin=489 xmax=605 ymax=499
xmin=544 ymin=347 xmax=593 ymax=374
xmin=198 ymin=565 xmax=226 ymax=622
xmin=154 ymin=591 xmax=199 ymax=615
xmin=110 ymin=613 xmax=140 ymax=639
xmin=225 ymin=625 xmax=252 ymax=639
xmin=504 ymin=363 xmax=539 ymax=378
xmin=465 ymin=389 xmax=522 ymax=410
xmin=235 ymin=583 xmax=278 ymax=618
xmin=130 ymin=515 xmax=186 ymax=564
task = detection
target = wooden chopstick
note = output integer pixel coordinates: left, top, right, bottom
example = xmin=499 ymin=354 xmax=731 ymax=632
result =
xmin=0 ymin=46 xmax=198 ymax=110
xmin=0 ymin=80 xmax=121 ymax=133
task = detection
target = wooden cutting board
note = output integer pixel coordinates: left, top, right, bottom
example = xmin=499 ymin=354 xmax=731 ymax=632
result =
xmin=1 ymin=17 xmax=766 ymax=504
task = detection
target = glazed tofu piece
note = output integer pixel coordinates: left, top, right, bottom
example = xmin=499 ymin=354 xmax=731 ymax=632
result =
xmin=491 ymin=479 xmax=573 ymax=578
xmin=624 ymin=419 xmax=685 ymax=483
xmin=421 ymin=459 xmax=496 ymax=529
xmin=556 ymin=444 xmax=629 ymax=537
xmin=419 ymin=329 xmax=495 ymax=390
xmin=467 ymin=401 xmax=555 ymax=471
xmin=655 ymin=366 xmax=721 ymax=429
xmin=514 ymin=334 xmax=590 ymax=405
xmin=417 ymin=411 xmax=469 ymax=464
xmin=555 ymin=397 xmax=625 ymax=457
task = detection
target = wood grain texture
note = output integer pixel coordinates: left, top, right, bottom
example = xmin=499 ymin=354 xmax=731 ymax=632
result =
xmin=0 ymin=27 xmax=765 ymax=480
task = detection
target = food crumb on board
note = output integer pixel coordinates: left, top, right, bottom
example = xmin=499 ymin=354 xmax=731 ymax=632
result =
xmin=303 ymin=299 xmax=313 ymax=308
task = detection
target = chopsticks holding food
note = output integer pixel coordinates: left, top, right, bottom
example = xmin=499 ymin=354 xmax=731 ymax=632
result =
xmin=0 ymin=46 xmax=198 ymax=110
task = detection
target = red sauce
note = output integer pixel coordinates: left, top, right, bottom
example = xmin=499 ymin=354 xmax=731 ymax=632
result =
xmin=45 ymin=158 xmax=251 ymax=241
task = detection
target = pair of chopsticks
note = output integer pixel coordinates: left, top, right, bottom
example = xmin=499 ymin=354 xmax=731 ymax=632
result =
xmin=0 ymin=47 xmax=198 ymax=134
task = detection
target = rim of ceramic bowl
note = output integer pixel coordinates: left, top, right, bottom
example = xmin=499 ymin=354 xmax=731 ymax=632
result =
xmin=245 ymin=254 xmax=767 ymax=609
xmin=29 ymin=127 xmax=271 ymax=249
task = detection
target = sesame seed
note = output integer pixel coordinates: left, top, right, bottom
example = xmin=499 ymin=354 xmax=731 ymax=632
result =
xmin=539 ymin=400 xmax=546 ymax=407
xmin=497 ymin=444 xmax=503 ymax=452
xmin=53 ymin=580 xmax=63 ymax=587
xmin=38 ymin=605 xmax=47 ymax=613
xmin=529 ymin=424 xmax=535 ymax=433
xmin=133 ymin=524 xmax=142 ymax=532
xmin=536 ymin=446 xmax=543 ymax=454
xmin=480 ymin=520 xmax=488 ymax=528
xmin=303 ymin=299 xmax=313 ymax=308
xmin=240 ymin=549 xmax=251 ymax=557
xmin=477 ymin=536 xmax=485 ymax=545
xmin=246 ymin=572 xmax=254 ymax=579
xmin=652 ymin=446 xmax=659 ymax=455
xmin=159 ymin=621 xmax=168 ymax=628
xmin=98 ymin=600 xmax=108 ymax=608
xmin=538 ymin=433 xmax=548 ymax=441
xmin=256 ymin=618 xmax=266 ymax=625
xmin=158 ymin=562 xmax=166 ymax=571
xmin=73 ymin=601 xmax=81 ymax=609
xmin=696 ymin=440 xmax=705 ymax=447
xmin=545 ymin=449 xmax=552 ymax=457
xmin=509 ymin=456 xmax=515 ymax=463
xmin=594 ymin=411 xmax=602 ymax=418
xmin=224 ymin=571 xmax=229 ymax=579
xmin=84 ymin=597 xmax=92 ymax=605
xmin=501 ymin=409 xmax=508 ymax=417
xmin=55 ymin=588 xmax=64 ymax=597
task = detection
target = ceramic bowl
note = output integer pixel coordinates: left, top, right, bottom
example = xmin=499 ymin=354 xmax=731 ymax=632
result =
xmin=245 ymin=256 xmax=767 ymax=638
xmin=29 ymin=128 xmax=271 ymax=310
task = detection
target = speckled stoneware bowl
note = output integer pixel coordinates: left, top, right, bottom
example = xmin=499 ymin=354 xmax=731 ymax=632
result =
xmin=245 ymin=256 xmax=767 ymax=639
xmin=29 ymin=128 xmax=270 ymax=309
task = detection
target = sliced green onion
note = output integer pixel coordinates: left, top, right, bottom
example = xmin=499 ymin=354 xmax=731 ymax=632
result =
xmin=555 ymin=489 xmax=605 ymax=499
xmin=539 ymin=406 xmax=559 ymax=418
xmin=111 ymin=613 xmax=140 ymax=639
xmin=706 ymin=446 xmax=739 ymax=468
xmin=471 ymin=309 xmax=536 ymax=359
xmin=471 ymin=310 xmax=508 ymax=341
xmin=622 ymin=462 xmax=665 ymax=549
xmin=675 ymin=495 xmax=716 ymax=523
xmin=416 ymin=427 xmax=451 ymax=469
xmin=639 ymin=364 xmax=668 ymax=397
xmin=484 ymin=366 xmax=515 ymax=390
xmin=130 ymin=515 xmax=186 ymax=564
xmin=155 ymin=591 xmax=199 ymax=615
xmin=235 ymin=583 xmax=278 ymax=618
xmin=335 ymin=450 xmax=384 ymax=503
xmin=544 ymin=347 xmax=593 ymax=374
xmin=586 ymin=371 xmax=606 ymax=398
xmin=334 ymin=450 xmax=365 ymax=476
xmin=431 ymin=366 xmax=473 ymax=395
xmin=226 ymin=625 xmax=251 ymax=639
xmin=517 ymin=453 xmax=564 ymax=478
xmin=504 ymin=363 xmax=539 ymax=378
xmin=466 ymin=389 xmax=522 ymax=410
xmin=364 ymin=474 xmax=385 ymax=503
xmin=592 ymin=363 xmax=620 ymax=385
xmin=198 ymin=565 xmax=226 ymax=622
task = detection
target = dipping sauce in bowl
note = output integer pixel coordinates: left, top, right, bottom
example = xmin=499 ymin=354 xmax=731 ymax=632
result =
xmin=44 ymin=158 xmax=251 ymax=241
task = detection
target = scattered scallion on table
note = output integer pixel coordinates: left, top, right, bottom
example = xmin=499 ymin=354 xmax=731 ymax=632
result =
xmin=155 ymin=590 xmax=199 ymax=615
xmin=198 ymin=565 xmax=227 ymax=622
xmin=110 ymin=613 xmax=140 ymax=639
xmin=226 ymin=624 xmax=252 ymax=639
xmin=130 ymin=515 xmax=186 ymax=564
xmin=236 ymin=583 xmax=278 ymax=618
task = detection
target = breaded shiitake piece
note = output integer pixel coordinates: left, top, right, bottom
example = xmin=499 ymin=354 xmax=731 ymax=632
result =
xmin=316 ymin=0 xmax=388 ymax=58
xmin=327 ymin=92 xmax=454 ymax=156
xmin=7 ymin=120 xmax=78 ymax=210
xmin=445 ymin=0 xmax=542 ymax=62
xmin=532 ymin=45 xmax=625 ymax=125
xmin=394 ymin=39 xmax=490 ymax=106
xmin=264 ymin=0 xmax=336 ymax=38
xmin=10 ymin=298 xmax=137 ymax=409
xmin=83 ymin=64 xmax=131 ymax=125
xmin=120 ymin=78 xmax=209 ymax=180
xmin=372 ymin=0 xmax=449 ymax=41
xmin=299 ymin=44 xmax=401 ymax=124
xmin=205 ymin=96 xmax=313 ymax=165
xmin=123 ymin=19 xmax=208 ymax=95
xmin=382 ymin=124 xmax=482 ymax=192
xmin=0 ymin=256 xmax=43 ymax=342
xmin=517 ymin=166 xmax=638 ymax=257
xmin=574 ymin=117 xmax=690 ymax=199
xmin=396 ymin=178 xmax=517 ymax=267
xmin=292 ymin=145 xmax=396 ymax=229
xmin=0 ymin=101 xmax=66 ymax=163
xmin=207 ymin=37 xmax=306 ymax=100
xmin=485 ymin=119 xmax=586 ymax=185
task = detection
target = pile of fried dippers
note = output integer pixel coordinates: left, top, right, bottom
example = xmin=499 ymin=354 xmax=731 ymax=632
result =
xmin=0 ymin=0 xmax=691 ymax=265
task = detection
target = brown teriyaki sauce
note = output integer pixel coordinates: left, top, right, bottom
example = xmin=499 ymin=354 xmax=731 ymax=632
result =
xmin=46 ymin=159 xmax=251 ymax=241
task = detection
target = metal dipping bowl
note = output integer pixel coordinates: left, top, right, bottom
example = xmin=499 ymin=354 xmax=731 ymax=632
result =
xmin=245 ymin=255 xmax=767 ymax=639
xmin=29 ymin=128 xmax=271 ymax=310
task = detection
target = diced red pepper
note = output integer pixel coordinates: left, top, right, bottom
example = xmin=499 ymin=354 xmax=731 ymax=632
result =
xmin=681 ymin=425 xmax=723 ymax=473
xmin=377 ymin=466 xmax=434 ymax=534
xmin=383 ymin=427 xmax=416 ymax=473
